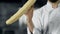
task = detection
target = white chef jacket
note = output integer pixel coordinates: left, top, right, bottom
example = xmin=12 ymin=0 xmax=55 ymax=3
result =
xmin=19 ymin=1 xmax=60 ymax=34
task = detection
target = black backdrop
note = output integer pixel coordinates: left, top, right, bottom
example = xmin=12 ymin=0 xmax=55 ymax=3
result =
xmin=0 ymin=0 xmax=47 ymax=8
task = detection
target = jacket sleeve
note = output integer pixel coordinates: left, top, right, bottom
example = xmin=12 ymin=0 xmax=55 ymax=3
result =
xmin=31 ymin=8 xmax=43 ymax=34
xmin=27 ymin=27 xmax=41 ymax=34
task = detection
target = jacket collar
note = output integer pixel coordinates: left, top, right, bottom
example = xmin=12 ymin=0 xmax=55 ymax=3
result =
xmin=45 ymin=1 xmax=60 ymax=12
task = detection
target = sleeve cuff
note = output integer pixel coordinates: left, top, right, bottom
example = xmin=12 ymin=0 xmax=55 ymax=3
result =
xmin=27 ymin=27 xmax=41 ymax=34
xmin=33 ymin=28 xmax=41 ymax=34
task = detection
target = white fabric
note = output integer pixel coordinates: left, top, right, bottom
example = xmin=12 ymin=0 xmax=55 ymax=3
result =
xmin=19 ymin=1 xmax=60 ymax=34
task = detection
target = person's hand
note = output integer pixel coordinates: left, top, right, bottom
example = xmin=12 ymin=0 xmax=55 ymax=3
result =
xmin=25 ymin=6 xmax=34 ymax=21
xmin=25 ymin=6 xmax=34 ymax=33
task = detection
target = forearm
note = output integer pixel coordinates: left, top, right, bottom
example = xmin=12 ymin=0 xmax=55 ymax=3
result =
xmin=27 ymin=19 xmax=34 ymax=33
xmin=25 ymin=5 xmax=34 ymax=33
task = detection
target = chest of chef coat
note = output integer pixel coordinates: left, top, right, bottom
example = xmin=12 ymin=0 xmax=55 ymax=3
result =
xmin=32 ymin=2 xmax=60 ymax=34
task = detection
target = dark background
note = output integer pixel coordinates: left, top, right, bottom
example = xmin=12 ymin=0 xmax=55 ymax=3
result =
xmin=0 ymin=0 xmax=47 ymax=34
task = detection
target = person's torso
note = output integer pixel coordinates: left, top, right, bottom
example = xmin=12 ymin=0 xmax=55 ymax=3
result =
xmin=32 ymin=2 xmax=60 ymax=34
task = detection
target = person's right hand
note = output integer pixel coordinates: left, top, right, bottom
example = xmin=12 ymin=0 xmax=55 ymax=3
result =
xmin=25 ymin=6 xmax=34 ymax=33
xmin=25 ymin=6 xmax=34 ymax=21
